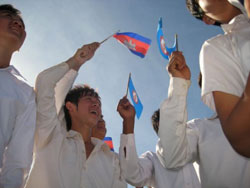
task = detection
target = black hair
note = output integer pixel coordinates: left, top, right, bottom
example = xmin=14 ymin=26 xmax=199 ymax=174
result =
xmin=151 ymin=109 xmax=160 ymax=135
xmin=63 ymin=85 xmax=100 ymax=131
xmin=186 ymin=0 xmax=221 ymax=26
xmin=0 ymin=4 xmax=21 ymax=15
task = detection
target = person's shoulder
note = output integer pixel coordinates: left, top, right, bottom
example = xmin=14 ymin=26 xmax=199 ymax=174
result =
xmin=202 ymin=34 xmax=227 ymax=49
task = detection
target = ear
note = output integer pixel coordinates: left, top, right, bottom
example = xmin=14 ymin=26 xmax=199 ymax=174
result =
xmin=202 ymin=15 xmax=216 ymax=25
xmin=65 ymin=102 xmax=76 ymax=113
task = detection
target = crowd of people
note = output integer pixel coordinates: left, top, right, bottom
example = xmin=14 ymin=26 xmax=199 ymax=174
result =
xmin=0 ymin=0 xmax=249 ymax=187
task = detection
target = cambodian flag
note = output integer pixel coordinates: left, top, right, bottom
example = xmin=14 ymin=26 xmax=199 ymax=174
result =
xmin=128 ymin=76 xmax=143 ymax=119
xmin=157 ymin=17 xmax=176 ymax=60
xmin=113 ymin=32 xmax=151 ymax=58
xmin=103 ymin=137 xmax=114 ymax=152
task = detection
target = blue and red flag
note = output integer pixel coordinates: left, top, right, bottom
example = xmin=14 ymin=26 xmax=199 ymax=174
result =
xmin=113 ymin=32 xmax=151 ymax=58
xmin=103 ymin=137 xmax=114 ymax=152
xmin=157 ymin=17 xmax=176 ymax=60
xmin=128 ymin=76 xmax=143 ymax=119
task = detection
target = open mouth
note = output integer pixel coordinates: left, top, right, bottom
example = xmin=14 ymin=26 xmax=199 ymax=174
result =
xmin=90 ymin=110 xmax=98 ymax=116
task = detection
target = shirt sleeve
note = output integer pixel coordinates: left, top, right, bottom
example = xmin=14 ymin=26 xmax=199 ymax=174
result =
xmin=119 ymin=134 xmax=153 ymax=187
xmin=156 ymin=77 xmax=198 ymax=169
xmin=200 ymin=39 xmax=246 ymax=111
xmin=0 ymin=93 xmax=36 ymax=188
xmin=35 ymin=62 xmax=77 ymax=149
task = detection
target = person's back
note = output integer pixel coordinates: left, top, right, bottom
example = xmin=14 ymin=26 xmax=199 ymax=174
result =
xmin=0 ymin=4 xmax=36 ymax=187
xmin=187 ymin=117 xmax=250 ymax=187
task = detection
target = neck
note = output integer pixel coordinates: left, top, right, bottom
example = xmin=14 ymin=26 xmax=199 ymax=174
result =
xmin=223 ymin=5 xmax=242 ymax=23
xmin=71 ymin=121 xmax=95 ymax=159
xmin=0 ymin=45 xmax=13 ymax=68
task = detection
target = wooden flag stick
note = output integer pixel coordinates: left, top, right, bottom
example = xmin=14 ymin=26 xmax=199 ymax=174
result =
xmin=125 ymin=73 xmax=131 ymax=98
xmin=175 ymin=34 xmax=179 ymax=51
xmin=100 ymin=30 xmax=120 ymax=44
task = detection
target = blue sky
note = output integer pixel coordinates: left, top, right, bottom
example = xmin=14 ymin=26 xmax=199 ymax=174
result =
xmin=3 ymin=0 xmax=222 ymax=186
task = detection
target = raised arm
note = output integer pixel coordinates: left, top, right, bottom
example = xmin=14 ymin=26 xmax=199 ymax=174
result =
xmin=35 ymin=42 xmax=99 ymax=149
xmin=156 ymin=52 xmax=198 ymax=169
xmin=118 ymin=97 xmax=154 ymax=187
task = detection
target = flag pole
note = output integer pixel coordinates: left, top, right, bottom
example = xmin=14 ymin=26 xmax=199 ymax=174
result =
xmin=175 ymin=34 xmax=179 ymax=51
xmin=100 ymin=30 xmax=120 ymax=44
xmin=125 ymin=73 xmax=131 ymax=98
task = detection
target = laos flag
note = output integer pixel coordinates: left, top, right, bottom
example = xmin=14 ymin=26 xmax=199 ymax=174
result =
xmin=128 ymin=76 xmax=143 ymax=119
xmin=157 ymin=17 xmax=176 ymax=60
xmin=113 ymin=32 xmax=151 ymax=58
xmin=103 ymin=137 xmax=114 ymax=152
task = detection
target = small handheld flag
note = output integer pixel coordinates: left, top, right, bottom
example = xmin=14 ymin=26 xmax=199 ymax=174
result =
xmin=113 ymin=32 xmax=151 ymax=58
xmin=157 ymin=17 xmax=177 ymax=60
xmin=127 ymin=74 xmax=143 ymax=119
xmin=103 ymin=137 xmax=114 ymax=152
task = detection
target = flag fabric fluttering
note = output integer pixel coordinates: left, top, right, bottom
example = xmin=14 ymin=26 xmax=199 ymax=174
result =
xmin=128 ymin=75 xmax=143 ymax=119
xmin=113 ymin=32 xmax=151 ymax=58
xmin=157 ymin=17 xmax=177 ymax=60
xmin=103 ymin=137 xmax=114 ymax=152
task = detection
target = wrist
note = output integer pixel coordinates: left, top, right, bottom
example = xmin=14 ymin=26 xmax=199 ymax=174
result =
xmin=122 ymin=117 xmax=135 ymax=134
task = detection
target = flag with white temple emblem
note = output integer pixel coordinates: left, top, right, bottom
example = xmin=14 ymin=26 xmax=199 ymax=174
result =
xmin=113 ymin=32 xmax=151 ymax=58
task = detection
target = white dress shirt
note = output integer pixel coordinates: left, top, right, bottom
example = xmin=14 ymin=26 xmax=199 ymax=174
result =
xmin=158 ymin=77 xmax=250 ymax=188
xmin=200 ymin=0 xmax=249 ymax=111
xmin=119 ymin=134 xmax=200 ymax=188
xmin=0 ymin=65 xmax=36 ymax=188
xmin=25 ymin=62 xmax=126 ymax=188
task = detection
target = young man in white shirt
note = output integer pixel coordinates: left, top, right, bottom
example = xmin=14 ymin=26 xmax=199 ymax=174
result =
xmin=186 ymin=0 xmax=250 ymax=157
xmin=0 ymin=4 xmax=36 ymax=188
xmin=117 ymin=96 xmax=200 ymax=188
xmin=157 ymin=51 xmax=250 ymax=188
xmin=25 ymin=42 xmax=126 ymax=188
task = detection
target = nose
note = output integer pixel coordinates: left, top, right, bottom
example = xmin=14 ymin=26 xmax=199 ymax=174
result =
xmin=12 ymin=18 xmax=24 ymax=29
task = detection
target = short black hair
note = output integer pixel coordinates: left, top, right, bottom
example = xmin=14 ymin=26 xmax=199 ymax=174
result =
xmin=0 ymin=4 xmax=24 ymax=28
xmin=186 ymin=0 xmax=221 ymax=26
xmin=151 ymin=109 xmax=160 ymax=135
xmin=64 ymin=85 xmax=100 ymax=131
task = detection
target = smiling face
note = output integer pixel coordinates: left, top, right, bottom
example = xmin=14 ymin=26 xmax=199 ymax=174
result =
xmin=0 ymin=10 xmax=26 ymax=51
xmin=69 ymin=95 xmax=102 ymax=130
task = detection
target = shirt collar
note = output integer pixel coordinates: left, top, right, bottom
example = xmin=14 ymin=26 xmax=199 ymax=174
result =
xmin=0 ymin=65 xmax=27 ymax=81
xmin=221 ymin=14 xmax=250 ymax=34
xmin=65 ymin=132 xmax=111 ymax=152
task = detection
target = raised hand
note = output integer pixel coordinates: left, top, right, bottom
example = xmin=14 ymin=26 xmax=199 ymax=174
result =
xmin=67 ymin=42 xmax=100 ymax=71
xmin=167 ymin=51 xmax=191 ymax=80
xmin=117 ymin=96 xmax=136 ymax=120
xmin=117 ymin=96 xmax=135 ymax=134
